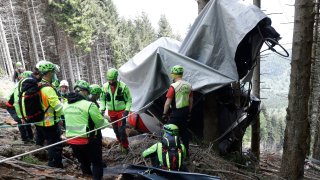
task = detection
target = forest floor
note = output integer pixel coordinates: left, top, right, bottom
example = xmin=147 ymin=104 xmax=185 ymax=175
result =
xmin=1 ymin=78 xmax=320 ymax=179
xmin=1 ymin=107 xmax=320 ymax=180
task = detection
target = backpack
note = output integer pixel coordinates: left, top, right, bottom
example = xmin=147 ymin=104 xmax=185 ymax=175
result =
xmin=18 ymin=77 xmax=50 ymax=123
xmin=161 ymin=134 xmax=183 ymax=171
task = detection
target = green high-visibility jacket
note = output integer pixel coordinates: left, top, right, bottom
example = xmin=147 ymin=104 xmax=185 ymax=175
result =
xmin=37 ymin=79 xmax=63 ymax=127
xmin=100 ymin=81 xmax=132 ymax=111
xmin=142 ymin=141 xmax=186 ymax=170
xmin=7 ymin=84 xmax=21 ymax=118
xmin=64 ymin=99 xmax=108 ymax=138
xmin=171 ymin=80 xmax=192 ymax=109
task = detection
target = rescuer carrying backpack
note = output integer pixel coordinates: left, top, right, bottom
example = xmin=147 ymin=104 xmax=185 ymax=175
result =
xmin=18 ymin=69 xmax=52 ymax=123
xmin=142 ymin=124 xmax=187 ymax=171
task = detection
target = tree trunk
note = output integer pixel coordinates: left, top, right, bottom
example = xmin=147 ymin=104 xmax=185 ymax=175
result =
xmin=31 ymin=0 xmax=45 ymax=61
xmin=89 ymin=50 xmax=97 ymax=84
xmin=96 ymin=44 xmax=104 ymax=85
xmin=8 ymin=17 xmax=20 ymax=64
xmin=251 ymin=0 xmax=261 ymax=160
xmin=314 ymin=101 xmax=320 ymax=159
xmin=0 ymin=17 xmax=14 ymax=77
xmin=73 ymin=46 xmax=81 ymax=80
xmin=65 ymin=39 xmax=74 ymax=88
xmin=280 ymin=0 xmax=314 ymax=179
xmin=0 ymin=46 xmax=7 ymax=74
xmin=52 ymin=23 xmax=67 ymax=80
xmin=104 ymin=39 xmax=110 ymax=71
xmin=26 ymin=1 xmax=39 ymax=63
xmin=312 ymin=0 xmax=320 ymax=160
xmin=9 ymin=0 xmax=24 ymax=67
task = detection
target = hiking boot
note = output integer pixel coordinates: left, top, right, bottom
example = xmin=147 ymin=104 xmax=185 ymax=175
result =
xmin=23 ymin=139 xmax=35 ymax=145
xmin=27 ymin=139 xmax=36 ymax=144
xmin=122 ymin=148 xmax=129 ymax=155
xmin=48 ymin=161 xmax=63 ymax=168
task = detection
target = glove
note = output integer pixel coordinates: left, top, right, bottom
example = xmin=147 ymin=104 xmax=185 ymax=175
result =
xmin=123 ymin=111 xmax=129 ymax=118
xmin=162 ymin=114 xmax=169 ymax=122
xmin=122 ymin=111 xmax=129 ymax=126
xmin=101 ymin=110 xmax=105 ymax=116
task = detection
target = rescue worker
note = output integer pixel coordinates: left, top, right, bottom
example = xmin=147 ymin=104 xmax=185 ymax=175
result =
xmin=6 ymin=71 xmax=34 ymax=144
xmin=88 ymin=84 xmax=107 ymax=168
xmin=35 ymin=60 xmax=63 ymax=168
xmin=162 ymin=65 xmax=193 ymax=155
xmin=12 ymin=62 xmax=24 ymax=83
xmin=142 ymin=124 xmax=187 ymax=171
xmin=100 ymin=68 xmax=132 ymax=154
xmin=55 ymin=80 xmax=69 ymax=132
xmin=57 ymin=80 xmax=69 ymax=103
xmin=89 ymin=84 xmax=102 ymax=108
xmin=64 ymin=80 xmax=107 ymax=180
xmin=52 ymin=80 xmax=60 ymax=91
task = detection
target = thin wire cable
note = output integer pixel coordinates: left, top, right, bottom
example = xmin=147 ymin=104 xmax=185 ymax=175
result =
xmin=0 ymin=103 xmax=152 ymax=164
xmin=0 ymin=119 xmax=65 ymax=128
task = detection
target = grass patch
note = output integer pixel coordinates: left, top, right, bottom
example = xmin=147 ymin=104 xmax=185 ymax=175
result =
xmin=21 ymin=155 xmax=42 ymax=165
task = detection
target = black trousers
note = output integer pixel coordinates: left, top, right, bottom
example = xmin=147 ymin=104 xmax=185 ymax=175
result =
xmin=168 ymin=115 xmax=189 ymax=155
xmin=7 ymin=108 xmax=33 ymax=141
xmin=35 ymin=124 xmax=63 ymax=168
xmin=71 ymin=137 xmax=103 ymax=180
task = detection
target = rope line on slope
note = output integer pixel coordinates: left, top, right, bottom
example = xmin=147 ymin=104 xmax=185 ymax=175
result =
xmin=0 ymin=102 xmax=153 ymax=164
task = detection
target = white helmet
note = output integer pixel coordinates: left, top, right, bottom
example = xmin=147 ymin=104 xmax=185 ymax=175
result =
xmin=59 ymin=80 xmax=69 ymax=87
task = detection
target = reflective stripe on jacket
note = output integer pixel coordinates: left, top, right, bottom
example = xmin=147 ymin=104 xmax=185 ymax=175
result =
xmin=171 ymin=80 xmax=192 ymax=109
xmin=64 ymin=99 xmax=107 ymax=138
xmin=100 ymin=81 xmax=132 ymax=111
xmin=12 ymin=85 xmax=22 ymax=118
xmin=142 ymin=141 xmax=186 ymax=170
xmin=37 ymin=80 xmax=63 ymax=127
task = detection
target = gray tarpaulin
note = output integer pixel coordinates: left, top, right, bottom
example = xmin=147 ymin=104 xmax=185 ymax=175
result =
xmin=119 ymin=38 xmax=235 ymax=112
xmin=119 ymin=0 xmax=268 ymax=112
xmin=179 ymin=0 xmax=266 ymax=80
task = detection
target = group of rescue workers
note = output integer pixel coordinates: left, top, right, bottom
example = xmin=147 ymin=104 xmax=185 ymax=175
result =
xmin=5 ymin=60 xmax=193 ymax=179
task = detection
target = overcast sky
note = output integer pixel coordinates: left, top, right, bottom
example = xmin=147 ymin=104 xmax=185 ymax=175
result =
xmin=113 ymin=0 xmax=294 ymax=49
xmin=113 ymin=0 xmax=198 ymax=37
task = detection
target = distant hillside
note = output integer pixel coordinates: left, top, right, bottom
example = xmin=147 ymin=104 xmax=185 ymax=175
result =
xmin=259 ymin=51 xmax=291 ymax=110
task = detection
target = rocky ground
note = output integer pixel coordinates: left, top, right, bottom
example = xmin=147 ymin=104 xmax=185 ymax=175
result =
xmin=1 ymin=106 xmax=320 ymax=180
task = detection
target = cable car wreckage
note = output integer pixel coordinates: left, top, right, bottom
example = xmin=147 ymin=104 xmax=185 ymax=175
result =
xmin=120 ymin=0 xmax=288 ymax=155
xmin=113 ymin=0 xmax=288 ymax=178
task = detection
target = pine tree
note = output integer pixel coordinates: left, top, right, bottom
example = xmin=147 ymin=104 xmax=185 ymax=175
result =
xmin=158 ymin=14 xmax=173 ymax=38
xmin=280 ymin=0 xmax=314 ymax=178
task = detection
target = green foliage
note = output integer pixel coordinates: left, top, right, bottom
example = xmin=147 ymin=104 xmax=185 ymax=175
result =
xmin=242 ymin=109 xmax=285 ymax=151
xmin=243 ymin=125 xmax=251 ymax=146
xmin=49 ymin=0 xmax=95 ymax=51
xmin=21 ymin=155 xmax=42 ymax=165
xmin=48 ymin=0 xmax=179 ymax=68
xmin=110 ymin=12 xmax=157 ymax=67
xmin=158 ymin=14 xmax=173 ymax=38
xmin=131 ymin=12 xmax=157 ymax=52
